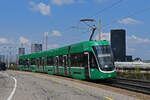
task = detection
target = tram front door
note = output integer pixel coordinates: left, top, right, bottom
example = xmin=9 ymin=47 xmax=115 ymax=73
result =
xmin=42 ymin=58 xmax=45 ymax=72
xmin=63 ymin=55 xmax=68 ymax=76
xmin=56 ymin=57 xmax=59 ymax=74
xmin=84 ymin=52 xmax=90 ymax=79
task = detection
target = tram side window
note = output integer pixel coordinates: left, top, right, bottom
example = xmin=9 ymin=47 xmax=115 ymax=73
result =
xmin=70 ymin=54 xmax=78 ymax=67
xmin=42 ymin=58 xmax=45 ymax=66
xmin=23 ymin=60 xmax=26 ymax=66
xmin=83 ymin=54 xmax=88 ymax=67
xmin=31 ymin=58 xmax=36 ymax=65
xmin=59 ymin=56 xmax=63 ymax=66
xmin=28 ymin=59 xmax=31 ymax=65
xmin=90 ymin=52 xmax=98 ymax=68
xmin=19 ymin=59 xmax=23 ymax=65
xmin=36 ymin=58 xmax=40 ymax=66
xmin=33 ymin=59 xmax=36 ymax=65
xmin=70 ymin=53 xmax=88 ymax=67
xmin=55 ymin=57 xmax=59 ymax=66
xmin=28 ymin=59 xmax=30 ymax=65
xmin=40 ymin=58 xmax=45 ymax=66
xmin=39 ymin=58 xmax=42 ymax=66
xmin=25 ymin=59 xmax=29 ymax=66
xmin=23 ymin=60 xmax=25 ymax=65
xmin=47 ymin=56 xmax=53 ymax=66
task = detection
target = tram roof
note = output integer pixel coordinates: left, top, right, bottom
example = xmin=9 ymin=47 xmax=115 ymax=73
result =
xmin=19 ymin=40 xmax=109 ymax=59
xmin=69 ymin=40 xmax=109 ymax=53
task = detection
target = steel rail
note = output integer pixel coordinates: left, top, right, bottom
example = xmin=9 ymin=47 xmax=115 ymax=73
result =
xmin=105 ymin=78 xmax=150 ymax=95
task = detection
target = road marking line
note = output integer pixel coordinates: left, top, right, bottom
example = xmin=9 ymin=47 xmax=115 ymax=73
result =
xmin=68 ymin=85 xmax=84 ymax=91
xmin=7 ymin=77 xmax=17 ymax=100
xmin=104 ymin=96 xmax=114 ymax=100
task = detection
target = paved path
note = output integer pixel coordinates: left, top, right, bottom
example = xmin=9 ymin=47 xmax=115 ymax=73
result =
xmin=0 ymin=71 xmax=139 ymax=100
xmin=0 ymin=71 xmax=14 ymax=100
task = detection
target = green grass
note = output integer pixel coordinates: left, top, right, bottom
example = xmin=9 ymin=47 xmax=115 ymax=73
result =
xmin=7 ymin=65 xmax=20 ymax=70
xmin=117 ymin=71 xmax=150 ymax=81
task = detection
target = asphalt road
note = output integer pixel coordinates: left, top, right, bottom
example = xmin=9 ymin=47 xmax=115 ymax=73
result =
xmin=0 ymin=71 xmax=138 ymax=100
xmin=0 ymin=71 xmax=14 ymax=100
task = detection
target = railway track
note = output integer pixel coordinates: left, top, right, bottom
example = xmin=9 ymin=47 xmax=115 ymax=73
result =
xmin=105 ymin=78 xmax=150 ymax=95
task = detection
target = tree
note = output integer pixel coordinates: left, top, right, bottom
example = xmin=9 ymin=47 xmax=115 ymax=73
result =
xmin=134 ymin=57 xmax=142 ymax=61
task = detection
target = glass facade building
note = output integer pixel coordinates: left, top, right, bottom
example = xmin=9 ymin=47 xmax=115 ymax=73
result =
xmin=111 ymin=29 xmax=126 ymax=61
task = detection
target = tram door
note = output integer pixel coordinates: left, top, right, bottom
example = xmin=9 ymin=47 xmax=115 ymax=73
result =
xmin=26 ymin=59 xmax=29 ymax=71
xmin=28 ymin=59 xmax=30 ymax=71
xmin=63 ymin=55 xmax=68 ymax=76
xmin=42 ymin=58 xmax=45 ymax=72
xmin=84 ymin=52 xmax=90 ymax=79
xmin=55 ymin=57 xmax=59 ymax=74
xmin=37 ymin=59 xmax=40 ymax=72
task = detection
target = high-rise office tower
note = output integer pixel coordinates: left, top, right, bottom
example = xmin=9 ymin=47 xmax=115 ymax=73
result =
xmin=31 ymin=44 xmax=42 ymax=53
xmin=111 ymin=29 xmax=126 ymax=61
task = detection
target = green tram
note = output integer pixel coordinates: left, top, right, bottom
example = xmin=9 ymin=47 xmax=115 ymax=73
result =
xmin=19 ymin=41 xmax=116 ymax=80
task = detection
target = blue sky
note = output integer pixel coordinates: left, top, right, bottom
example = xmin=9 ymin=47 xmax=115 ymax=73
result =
xmin=0 ymin=0 xmax=150 ymax=60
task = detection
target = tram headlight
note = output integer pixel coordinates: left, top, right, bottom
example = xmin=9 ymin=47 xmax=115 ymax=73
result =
xmin=104 ymin=65 xmax=108 ymax=68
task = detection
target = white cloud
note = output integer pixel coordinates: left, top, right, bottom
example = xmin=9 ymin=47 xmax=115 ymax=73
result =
xmin=127 ymin=35 xmax=150 ymax=44
xmin=95 ymin=33 xmax=150 ymax=44
xmin=29 ymin=2 xmax=51 ymax=16
xmin=51 ymin=0 xmax=74 ymax=6
xmin=118 ymin=17 xmax=142 ymax=25
xmin=50 ymin=30 xmax=62 ymax=37
xmin=0 ymin=37 xmax=8 ymax=43
xmin=19 ymin=37 xmax=31 ymax=45
xmin=48 ymin=44 xmax=60 ymax=49
xmin=127 ymin=47 xmax=136 ymax=51
xmin=126 ymin=35 xmax=150 ymax=59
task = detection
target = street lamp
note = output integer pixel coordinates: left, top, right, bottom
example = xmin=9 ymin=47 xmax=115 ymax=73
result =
xmin=44 ymin=32 xmax=48 ymax=51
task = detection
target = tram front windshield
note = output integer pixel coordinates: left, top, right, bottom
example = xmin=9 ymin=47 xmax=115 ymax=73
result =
xmin=93 ymin=45 xmax=115 ymax=71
